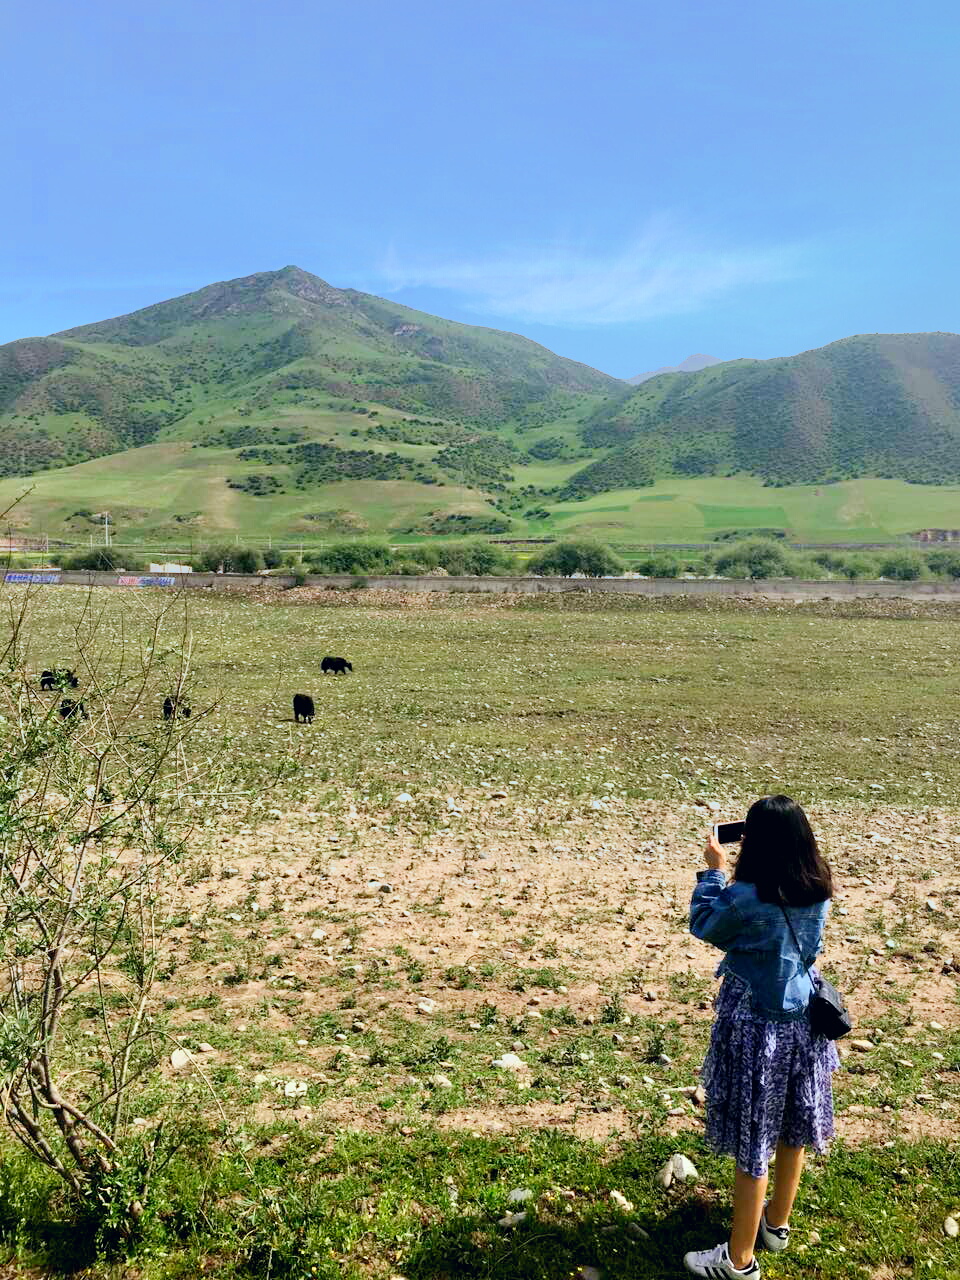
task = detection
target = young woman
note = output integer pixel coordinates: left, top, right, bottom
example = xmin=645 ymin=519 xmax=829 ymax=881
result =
xmin=683 ymin=795 xmax=838 ymax=1280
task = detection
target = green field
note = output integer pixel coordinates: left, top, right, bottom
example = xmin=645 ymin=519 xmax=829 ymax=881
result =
xmin=2 ymin=447 xmax=959 ymax=548
xmin=2 ymin=584 xmax=959 ymax=1278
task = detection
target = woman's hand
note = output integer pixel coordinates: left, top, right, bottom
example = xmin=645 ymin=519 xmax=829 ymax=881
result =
xmin=704 ymin=832 xmax=726 ymax=872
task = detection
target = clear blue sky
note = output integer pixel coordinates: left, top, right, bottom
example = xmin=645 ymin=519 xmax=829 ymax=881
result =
xmin=3 ymin=0 xmax=959 ymax=377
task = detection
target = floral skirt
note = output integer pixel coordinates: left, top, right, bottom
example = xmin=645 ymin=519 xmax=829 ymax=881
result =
xmin=701 ymin=975 xmax=840 ymax=1178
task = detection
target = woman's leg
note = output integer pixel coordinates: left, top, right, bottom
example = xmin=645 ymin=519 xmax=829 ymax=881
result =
xmin=730 ymin=1166 xmax=767 ymax=1269
xmin=767 ymin=1142 xmax=805 ymax=1227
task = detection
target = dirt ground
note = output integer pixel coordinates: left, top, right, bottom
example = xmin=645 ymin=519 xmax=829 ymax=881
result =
xmin=162 ymin=794 xmax=960 ymax=1146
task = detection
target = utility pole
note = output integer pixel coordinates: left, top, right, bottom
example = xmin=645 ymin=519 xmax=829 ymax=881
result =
xmin=103 ymin=512 xmax=111 ymax=548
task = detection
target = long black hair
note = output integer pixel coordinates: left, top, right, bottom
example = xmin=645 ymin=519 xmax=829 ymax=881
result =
xmin=733 ymin=794 xmax=833 ymax=906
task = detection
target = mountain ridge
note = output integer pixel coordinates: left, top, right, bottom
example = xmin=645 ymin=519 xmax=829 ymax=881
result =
xmin=3 ymin=269 xmax=960 ymax=539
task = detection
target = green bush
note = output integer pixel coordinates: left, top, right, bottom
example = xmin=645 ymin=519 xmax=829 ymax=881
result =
xmin=926 ymin=548 xmax=960 ymax=578
xmin=633 ymin=552 xmax=681 ymax=578
xmin=713 ymin=538 xmax=795 ymax=579
xmin=435 ymin=540 xmax=515 ymax=576
xmin=307 ymin=540 xmax=393 ymax=575
xmin=63 ymin=549 xmax=147 ymax=572
xmin=196 ymin=545 xmax=265 ymax=574
xmin=527 ymin=539 xmax=625 ymax=578
xmin=838 ymin=553 xmax=880 ymax=580
xmin=877 ymin=550 xmax=928 ymax=581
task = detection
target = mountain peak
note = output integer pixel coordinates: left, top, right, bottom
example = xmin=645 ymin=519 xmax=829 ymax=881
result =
xmin=627 ymin=353 xmax=723 ymax=384
xmin=53 ymin=265 xmax=351 ymax=345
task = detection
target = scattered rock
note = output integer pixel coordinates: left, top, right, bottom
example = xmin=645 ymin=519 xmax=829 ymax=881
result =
xmin=283 ymin=1080 xmax=308 ymax=1098
xmin=610 ymin=1190 xmax=634 ymax=1212
xmin=395 ymin=792 xmax=414 ymax=804
xmin=170 ymin=1049 xmax=192 ymax=1070
xmin=849 ymin=1039 xmax=875 ymax=1052
xmin=945 ymin=1216 xmax=959 ymax=1238
xmin=498 ymin=1211 xmax=527 ymax=1227
xmin=492 ymin=1053 xmax=526 ymax=1071
xmin=575 ymin=1267 xmax=602 ymax=1280
xmin=657 ymin=1154 xmax=699 ymax=1188
xmin=507 ymin=1188 xmax=534 ymax=1204
xmin=430 ymin=1074 xmax=453 ymax=1090
xmin=416 ymin=999 xmax=437 ymax=1015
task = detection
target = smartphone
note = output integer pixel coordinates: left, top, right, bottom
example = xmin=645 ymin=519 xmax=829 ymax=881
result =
xmin=713 ymin=821 xmax=745 ymax=845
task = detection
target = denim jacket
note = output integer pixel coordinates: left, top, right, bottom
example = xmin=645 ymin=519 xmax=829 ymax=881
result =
xmin=689 ymin=869 xmax=829 ymax=1022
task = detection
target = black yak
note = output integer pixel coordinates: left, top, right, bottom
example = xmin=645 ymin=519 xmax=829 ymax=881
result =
xmin=163 ymin=696 xmax=192 ymax=720
xmin=58 ymin=699 xmax=87 ymax=720
xmin=40 ymin=668 xmax=79 ymax=691
xmin=321 ymin=656 xmax=352 ymax=675
xmin=293 ymin=693 xmax=315 ymax=723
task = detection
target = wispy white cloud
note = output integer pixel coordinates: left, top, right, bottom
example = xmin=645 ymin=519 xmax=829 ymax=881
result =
xmin=379 ymin=219 xmax=800 ymax=326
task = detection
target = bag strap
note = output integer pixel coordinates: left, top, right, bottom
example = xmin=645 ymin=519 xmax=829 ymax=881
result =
xmin=778 ymin=901 xmax=813 ymax=977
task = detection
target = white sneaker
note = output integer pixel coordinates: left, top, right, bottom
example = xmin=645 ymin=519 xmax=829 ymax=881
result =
xmin=683 ymin=1240 xmax=761 ymax=1278
xmin=758 ymin=1203 xmax=790 ymax=1252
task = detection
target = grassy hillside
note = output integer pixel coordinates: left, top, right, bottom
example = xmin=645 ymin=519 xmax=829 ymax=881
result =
xmin=3 ymin=269 xmax=960 ymax=541
xmin=2 ymin=454 xmax=958 ymax=547
xmin=574 ymin=332 xmax=960 ymax=489
xmin=0 ymin=267 xmax=620 ymax=482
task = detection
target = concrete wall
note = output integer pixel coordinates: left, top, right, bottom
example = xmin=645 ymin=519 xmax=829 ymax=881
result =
xmin=13 ymin=569 xmax=960 ymax=602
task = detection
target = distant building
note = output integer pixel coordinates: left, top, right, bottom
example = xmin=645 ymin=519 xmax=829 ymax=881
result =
xmin=148 ymin=562 xmax=193 ymax=574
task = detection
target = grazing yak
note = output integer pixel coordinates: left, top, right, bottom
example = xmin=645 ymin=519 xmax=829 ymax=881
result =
xmin=58 ymin=698 xmax=88 ymax=720
xmin=293 ymin=693 xmax=315 ymax=724
xmin=40 ymin=668 xmax=79 ymax=691
xmin=163 ymin=696 xmax=192 ymax=720
xmin=321 ymin=656 xmax=352 ymax=675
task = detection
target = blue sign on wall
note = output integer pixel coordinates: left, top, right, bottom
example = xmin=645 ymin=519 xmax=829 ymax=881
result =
xmin=5 ymin=572 xmax=61 ymax=585
xmin=117 ymin=575 xmax=177 ymax=588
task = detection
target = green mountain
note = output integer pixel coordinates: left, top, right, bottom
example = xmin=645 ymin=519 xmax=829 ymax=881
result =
xmin=0 ymin=266 xmax=620 ymax=479
xmin=567 ymin=332 xmax=960 ymax=492
xmin=2 ymin=271 xmax=960 ymax=544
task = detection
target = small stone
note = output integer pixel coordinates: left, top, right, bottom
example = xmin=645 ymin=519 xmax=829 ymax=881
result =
xmin=944 ymin=1216 xmax=959 ymax=1238
xmin=614 ymin=1074 xmax=633 ymax=1088
xmin=849 ymin=1039 xmax=875 ymax=1052
xmin=627 ymin=1222 xmax=650 ymax=1240
xmin=610 ymin=1190 xmax=634 ymax=1212
xmin=416 ymin=999 xmax=437 ymax=1015
xmin=430 ymin=1074 xmax=453 ymax=1090
xmin=489 ymin=790 xmax=508 ymax=800
xmin=283 ymin=1079 xmax=308 ymax=1098
xmin=808 ymin=1230 xmax=821 ymax=1245
xmin=507 ymin=1188 xmax=534 ymax=1204
xmin=492 ymin=1053 xmax=526 ymax=1071
xmin=575 ymin=1267 xmax=602 ymax=1280
xmin=310 ymin=927 xmax=327 ymax=940
xmin=498 ymin=1211 xmax=527 ymax=1227
xmin=656 ymin=1154 xmax=698 ymax=1188
xmin=930 ymin=1020 xmax=945 ymax=1031
xmin=395 ymin=792 xmax=414 ymax=804
xmin=169 ymin=1049 xmax=192 ymax=1070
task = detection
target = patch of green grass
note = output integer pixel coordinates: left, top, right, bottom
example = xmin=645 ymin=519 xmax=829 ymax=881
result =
xmin=0 ymin=1128 xmax=956 ymax=1278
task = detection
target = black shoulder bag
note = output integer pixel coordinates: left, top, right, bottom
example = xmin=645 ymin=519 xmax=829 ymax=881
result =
xmin=778 ymin=902 xmax=852 ymax=1041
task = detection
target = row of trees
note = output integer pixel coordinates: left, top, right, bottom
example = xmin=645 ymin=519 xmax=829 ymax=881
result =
xmin=20 ymin=536 xmax=960 ymax=582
